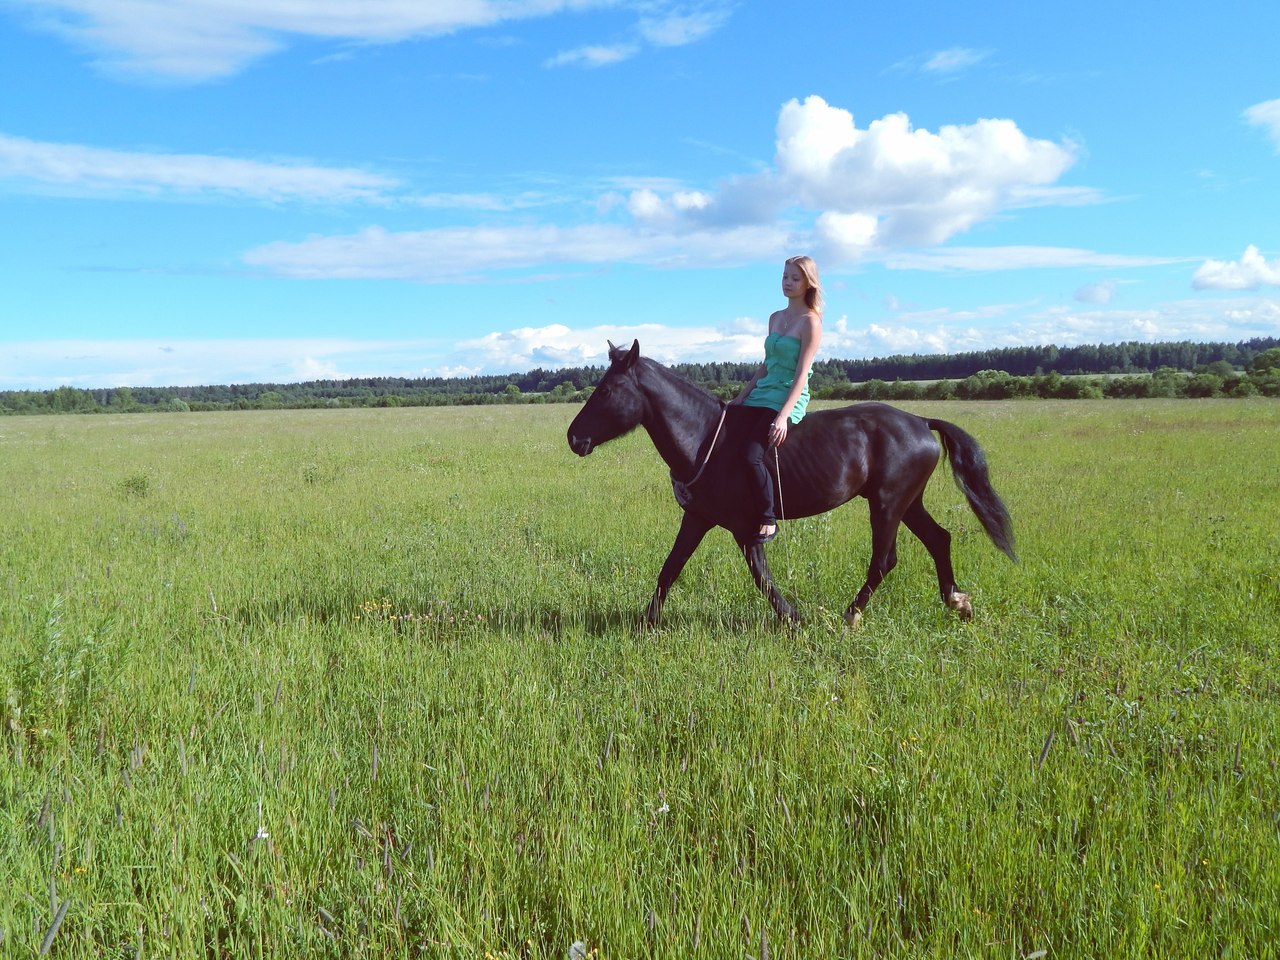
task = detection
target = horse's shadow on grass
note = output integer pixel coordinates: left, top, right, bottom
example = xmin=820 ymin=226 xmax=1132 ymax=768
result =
xmin=228 ymin=591 xmax=791 ymax=638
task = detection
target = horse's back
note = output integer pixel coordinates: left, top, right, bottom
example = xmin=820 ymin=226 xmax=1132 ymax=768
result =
xmin=781 ymin=402 xmax=940 ymax=515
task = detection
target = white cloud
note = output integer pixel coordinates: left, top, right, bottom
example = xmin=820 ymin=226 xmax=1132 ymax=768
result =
xmin=1192 ymin=245 xmax=1280 ymax=290
xmin=8 ymin=294 xmax=1279 ymax=390
xmin=544 ymin=44 xmax=639 ymax=69
xmin=1075 ymin=279 xmax=1118 ymax=304
xmin=0 ymin=337 xmax=433 ymax=389
xmin=1244 ymin=98 xmax=1280 ymax=152
xmin=448 ymin=295 xmax=1280 ymax=375
xmin=922 ymin=47 xmax=990 ymax=75
xmin=829 ymin=297 xmax=1280 ymax=359
xmin=545 ymin=2 xmax=730 ymax=69
xmin=0 ymin=132 xmax=397 ymax=202
xmin=883 ymin=246 xmax=1185 ymax=272
xmin=292 ymin=356 xmax=350 ymax=381
xmin=244 ymin=222 xmax=793 ymax=280
xmin=683 ymin=96 xmax=1088 ymax=252
xmin=451 ymin=322 xmax=769 ymax=373
xmin=815 ymin=211 xmax=879 ymax=260
xmin=243 ymin=95 xmax=1099 ymax=280
xmin=408 ymin=191 xmax=560 ymax=211
xmin=1005 ymin=184 xmax=1108 ymax=208
xmin=24 ymin=0 xmax=738 ymax=79
xmin=770 ymin=96 xmax=1079 ymax=248
xmin=15 ymin=0 xmax=622 ymax=80
xmin=1011 ymin=297 xmax=1280 ymax=346
xmin=624 ymin=187 xmax=712 ymax=225
xmin=638 ymin=7 xmax=729 ymax=47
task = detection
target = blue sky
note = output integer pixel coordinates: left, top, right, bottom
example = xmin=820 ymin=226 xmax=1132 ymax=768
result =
xmin=1 ymin=0 xmax=1278 ymax=390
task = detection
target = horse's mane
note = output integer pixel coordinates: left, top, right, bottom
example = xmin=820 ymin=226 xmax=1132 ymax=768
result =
xmin=635 ymin=356 xmax=724 ymax=411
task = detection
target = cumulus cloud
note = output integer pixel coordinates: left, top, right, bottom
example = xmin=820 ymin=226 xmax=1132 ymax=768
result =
xmin=1244 ymin=99 xmax=1280 ymax=152
xmin=1192 ymin=245 xmax=1280 ymax=290
xmin=0 ymin=132 xmax=397 ymax=202
xmin=815 ymin=211 xmax=879 ymax=260
xmin=658 ymin=95 xmax=1085 ymax=253
xmin=773 ymin=96 xmax=1078 ymax=248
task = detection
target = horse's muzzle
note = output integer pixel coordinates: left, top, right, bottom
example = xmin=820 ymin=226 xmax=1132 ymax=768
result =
xmin=568 ymin=433 xmax=594 ymax=457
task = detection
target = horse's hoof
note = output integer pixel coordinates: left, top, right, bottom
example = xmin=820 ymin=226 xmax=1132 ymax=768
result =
xmin=947 ymin=591 xmax=973 ymax=621
xmin=844 ymin=608 xmax=863 ymax=629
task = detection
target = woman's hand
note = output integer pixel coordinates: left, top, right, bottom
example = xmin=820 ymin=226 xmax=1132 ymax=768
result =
xmin=769 ymin=417 xmax=788 ymax=446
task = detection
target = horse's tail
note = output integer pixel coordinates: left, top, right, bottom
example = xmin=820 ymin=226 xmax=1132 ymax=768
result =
xmin=926 ymin=418 xmax=1017 ymax=562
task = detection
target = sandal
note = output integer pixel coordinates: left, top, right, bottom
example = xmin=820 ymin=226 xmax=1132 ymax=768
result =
xmin=750 ymin=524 xmax=778 ymax=545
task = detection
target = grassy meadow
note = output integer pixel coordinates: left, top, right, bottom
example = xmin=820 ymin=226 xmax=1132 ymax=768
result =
xmin=1 ymin=399 xmax=1277 ymax=958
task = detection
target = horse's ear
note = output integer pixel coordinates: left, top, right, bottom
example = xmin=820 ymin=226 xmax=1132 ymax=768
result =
xmin=607 ymin=339 xmax=640 ymax=369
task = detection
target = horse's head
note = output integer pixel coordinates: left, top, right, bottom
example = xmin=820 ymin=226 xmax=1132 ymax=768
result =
xmin=567 ymin=339 xmax=646 ymax=457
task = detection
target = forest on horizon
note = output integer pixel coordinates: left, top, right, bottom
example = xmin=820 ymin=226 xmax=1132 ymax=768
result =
xmin=5 ymin=336 xmax=1279 ymax=415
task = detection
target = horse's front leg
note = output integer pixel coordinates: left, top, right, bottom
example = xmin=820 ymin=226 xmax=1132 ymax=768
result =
xmin=741 ymin=543 xmax=799 ymax=624
xmin=645 ymin=512 xmax=714 ymax=625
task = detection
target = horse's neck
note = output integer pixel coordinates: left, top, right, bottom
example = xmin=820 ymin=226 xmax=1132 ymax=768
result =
xmin=638 ymin=364 xmax=720 ymax=476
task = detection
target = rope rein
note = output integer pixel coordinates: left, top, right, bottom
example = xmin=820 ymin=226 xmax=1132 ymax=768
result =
xmin=673 ymin=407 xmax=789 ymax=571
xmin=681 ymin=405 xmax=727 ymax=488
xmin=773 ymin=444 xmax=793 ymax=571
xmin=669 ymin=405 xmax=727 ymax=509
xmin=773 ymin=444 xmax=785 ymax=526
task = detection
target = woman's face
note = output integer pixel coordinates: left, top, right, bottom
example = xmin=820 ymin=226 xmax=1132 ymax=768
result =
xmin=782 ymin=262 xmax=809 ymax=300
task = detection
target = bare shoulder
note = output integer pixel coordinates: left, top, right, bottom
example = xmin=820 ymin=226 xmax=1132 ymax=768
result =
xmin=795 ymin=311 xmax=823 ymax=353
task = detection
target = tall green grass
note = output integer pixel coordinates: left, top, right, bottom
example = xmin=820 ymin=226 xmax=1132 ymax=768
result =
xmin=2 ymin=400 xmax=1277 ymax=958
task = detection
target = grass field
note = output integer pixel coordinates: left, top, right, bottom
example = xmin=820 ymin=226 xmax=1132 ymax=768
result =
xmin=2 ymin=400 xmax=1278 ymax=958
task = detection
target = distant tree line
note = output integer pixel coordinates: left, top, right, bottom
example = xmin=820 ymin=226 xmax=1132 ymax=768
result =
xmin=4 ymin=337 xmax=1278 ymax=416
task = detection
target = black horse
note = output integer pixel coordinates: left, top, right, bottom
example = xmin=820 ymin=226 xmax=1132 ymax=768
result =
xmin=567 ymin=340 xmax=1016 ymax=626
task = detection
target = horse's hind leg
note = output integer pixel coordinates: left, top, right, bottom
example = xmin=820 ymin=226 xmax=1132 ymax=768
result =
xmin=843 ymin=500 xmax=901 ymax=627
xmin=902 ymin=496 xmax=972 ymax=620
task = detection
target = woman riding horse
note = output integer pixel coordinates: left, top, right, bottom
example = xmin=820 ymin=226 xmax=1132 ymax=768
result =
xmin=730 ymin=255 xmax=824 ymax=545
xmin=567 ymin=339 xmax=1016 ymax=626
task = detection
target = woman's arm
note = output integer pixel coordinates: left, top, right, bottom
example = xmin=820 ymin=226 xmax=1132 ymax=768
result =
xmin=729 ymin=362 xmax=769 ymax=404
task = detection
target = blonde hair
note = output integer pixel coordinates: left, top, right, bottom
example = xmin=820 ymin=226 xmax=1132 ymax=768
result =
xmin=786 ymin=255 xmax=823 ymax=314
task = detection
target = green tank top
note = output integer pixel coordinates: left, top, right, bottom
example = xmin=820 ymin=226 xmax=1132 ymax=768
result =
xmin=742 ymin=332 xmax=810 ymax=423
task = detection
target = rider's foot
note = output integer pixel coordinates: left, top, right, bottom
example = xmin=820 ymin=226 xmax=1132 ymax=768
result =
xmin=751 ymin=523 xmax=778 ymax=545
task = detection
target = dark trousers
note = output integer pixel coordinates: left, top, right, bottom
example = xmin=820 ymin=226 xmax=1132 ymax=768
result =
xmin=738 ymin=405 xmax=778 ymax=525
